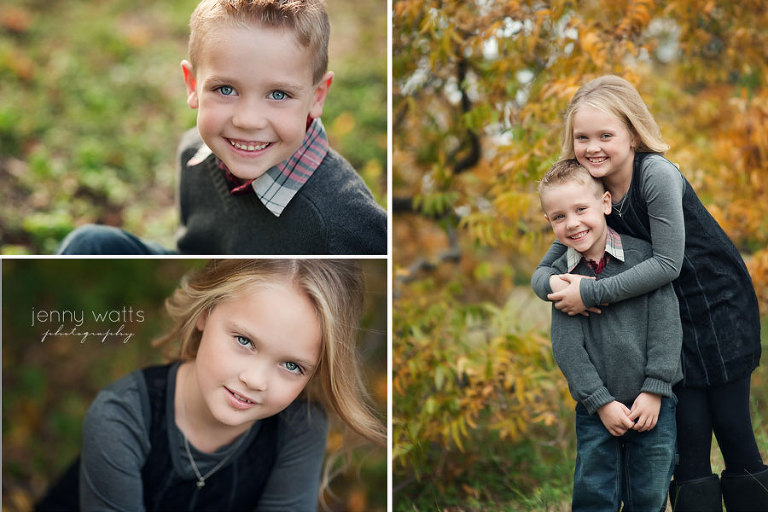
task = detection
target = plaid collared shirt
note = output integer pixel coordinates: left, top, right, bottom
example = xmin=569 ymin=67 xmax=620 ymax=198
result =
xmin=187 ymin=118 xmax=329 ymax=217
xmin=566 ymin=227 xmax=625 ymax=274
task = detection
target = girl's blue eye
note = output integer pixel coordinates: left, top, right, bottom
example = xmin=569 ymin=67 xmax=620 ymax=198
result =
xmin=270 ymin=90 xmax=287 ymax=101
xmin=284 ymin=361 xmax=303 ymax=374
xmin=218 ymin=86 xmax=235 ymax=96
xmin=235 ymin=335 xmax=251 ymax=347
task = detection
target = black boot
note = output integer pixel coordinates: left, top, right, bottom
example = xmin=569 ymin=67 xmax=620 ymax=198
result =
xmin=721 ymin=467 xmax=768 ymax=512
xmin=669 ymin=474 xmax=723 ymax=511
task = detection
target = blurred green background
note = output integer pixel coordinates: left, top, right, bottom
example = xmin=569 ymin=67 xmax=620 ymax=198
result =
xmin=2 ymin=258 xmax=388 ymax=511
xmin=0 ymin=0 xmax=387 ymax=254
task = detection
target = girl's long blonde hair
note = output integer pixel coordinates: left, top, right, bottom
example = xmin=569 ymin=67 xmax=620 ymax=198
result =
xmin=154 ymin=259 xmax=384 ymax=443
xmin=153 ymin=260 xmax=385 ymax=505
xmin=560 ymin=75 xmax=669 ymax=159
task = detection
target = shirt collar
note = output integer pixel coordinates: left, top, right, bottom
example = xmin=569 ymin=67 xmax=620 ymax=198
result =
xmin=186 ymin=118 xmax=329 ymax=217
xmin=566 ymin=227 xmax=625 ymax=272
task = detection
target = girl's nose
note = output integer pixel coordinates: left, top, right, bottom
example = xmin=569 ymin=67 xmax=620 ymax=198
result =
xmin=239 ymin=360 xmax=269 ymax=392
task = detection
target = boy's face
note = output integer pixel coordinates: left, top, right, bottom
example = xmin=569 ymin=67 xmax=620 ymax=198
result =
xmin=541 ymin=179 xmax=612 ymax=262
xmin=182 ymin=23 xmax=332 ymax=181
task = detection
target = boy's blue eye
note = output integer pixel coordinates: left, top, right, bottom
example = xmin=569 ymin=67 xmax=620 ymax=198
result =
xmin=217 ymin=86 xmax=235 ymax=96
xmin=269 ymin=90 xmax=287 ymax=101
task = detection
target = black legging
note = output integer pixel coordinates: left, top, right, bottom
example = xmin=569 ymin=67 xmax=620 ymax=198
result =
xmin=674 ymin=376 xmax=765 ymax=481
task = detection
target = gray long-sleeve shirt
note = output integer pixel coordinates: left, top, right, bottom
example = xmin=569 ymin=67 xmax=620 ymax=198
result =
xmin=532 ymin=153 xmax=761 ymax=387
xmin=79 ymin=362 xmax=328 ymax=511
xmin=549 ymin=232 xmax=683 ymax=414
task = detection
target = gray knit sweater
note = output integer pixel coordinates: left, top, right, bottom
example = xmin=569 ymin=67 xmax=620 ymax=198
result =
xmin=549 ymin=233 xmax=683 ymax=415
xmin=175 ymin=129 xmax=387 ymax=255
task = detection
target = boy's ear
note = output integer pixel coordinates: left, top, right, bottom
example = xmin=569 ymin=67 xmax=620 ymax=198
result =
xmin=181 ymin=60 xmax=199 ymax=110
xmin=308 ymin=71 xmax=334 ymax=119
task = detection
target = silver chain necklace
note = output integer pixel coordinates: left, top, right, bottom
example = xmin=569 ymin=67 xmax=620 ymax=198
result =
xmin=180 ymin=367 xmax=239 ymax=488
xmin=613 ymin=192 xmax=629 ymax=217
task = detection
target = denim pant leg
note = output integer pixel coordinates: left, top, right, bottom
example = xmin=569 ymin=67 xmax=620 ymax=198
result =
xmin=573 ymin=404 xmax=621 ymax=512
xmin=56 ymin=224 xmax=175 ymax=255
xmin=622 ymin=397 xmax=677 ymax=512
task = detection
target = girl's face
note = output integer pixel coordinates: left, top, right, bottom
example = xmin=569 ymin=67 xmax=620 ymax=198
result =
xmin=572 ymin=105 xmax=636 ymax=184
xmin=192 ymin=282 xmax=322 ymax=431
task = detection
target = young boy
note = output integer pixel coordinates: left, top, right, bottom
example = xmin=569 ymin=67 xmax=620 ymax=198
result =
xmin=537 ymin=159 xmax=682 ymax=511
xmin=57 ymin=0 xmax=386 ymax=255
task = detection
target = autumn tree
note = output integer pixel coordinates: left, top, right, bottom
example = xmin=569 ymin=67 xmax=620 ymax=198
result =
xmin=393 ymin=0 xmax=768 ymax=507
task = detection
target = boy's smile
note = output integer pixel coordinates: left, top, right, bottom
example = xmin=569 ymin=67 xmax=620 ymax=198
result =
xmin=182 ymin=23 xmax=332 ymax=181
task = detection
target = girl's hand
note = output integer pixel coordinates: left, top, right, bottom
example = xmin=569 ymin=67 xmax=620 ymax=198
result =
xmin=547 ymin=274 xmax=602 ymax=316
xmin=628 ymin=392 xmax=662 ymax=432
xmin=597 ymin=401 xmax=634 ymax=436
xmin=549 ymin=274 xmax=569 ymax=293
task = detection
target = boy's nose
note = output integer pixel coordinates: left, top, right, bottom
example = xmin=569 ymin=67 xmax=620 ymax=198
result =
xmin=232 ymin=99 xmax=268 ymax=131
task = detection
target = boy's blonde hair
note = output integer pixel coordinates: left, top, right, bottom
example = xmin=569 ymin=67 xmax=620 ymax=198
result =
xmin=560 ymin=75 xmax=669 ymax=159
xmin=188 ymin=0 xmax=330 ymax=85
xmin=153 ymin=259 xmax=384 ymax=448
xmin=538 ymin=158 xmax=605 ymax=200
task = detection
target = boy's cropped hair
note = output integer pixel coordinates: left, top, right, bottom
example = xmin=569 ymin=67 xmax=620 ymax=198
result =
xmin=538 ymin=158 xmax=604 ymax=196
xmin=188 ymin=0 xmax=330 ymax=84
xmin=538 ymin=158 xmax=605 ymax=207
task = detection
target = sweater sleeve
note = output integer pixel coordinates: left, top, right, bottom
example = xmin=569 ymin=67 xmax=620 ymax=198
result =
xmin=550 ymin=308 xmax=615 ymax=415
xmin=641 ymin=283 xmax=684 ymax=397
xmin=80 ymin=373 xmax=150 ymax=512
xmin=256 ymin=400 xmax=329 ymax=512
xmin=580 ymin=156 xmax=685 ymax=307
xmin=531 ymin=240 xmax=568 ymax=300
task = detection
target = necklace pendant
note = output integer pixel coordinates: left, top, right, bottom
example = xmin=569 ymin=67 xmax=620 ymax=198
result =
xmin=196 ymin=479 xmax=205 ymax=488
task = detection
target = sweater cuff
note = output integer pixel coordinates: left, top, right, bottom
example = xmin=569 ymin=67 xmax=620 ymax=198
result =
xmin=579 ymin=278 xmax=597 ymax=308
xmin=582 ymin=386 xmax=615 ymax=415
xmin=641 ymin=378 xmax=673 ymax=398
xmin=531 ymin=268 xmax=556 ymax=299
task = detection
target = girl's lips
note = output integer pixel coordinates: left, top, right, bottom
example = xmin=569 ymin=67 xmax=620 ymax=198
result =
xmin=225 ymin=387 xmax=259 ymax=410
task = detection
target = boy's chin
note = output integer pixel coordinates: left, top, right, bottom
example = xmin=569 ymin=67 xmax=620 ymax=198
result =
xmin=226 ymin=166 xmax=270 ymax=182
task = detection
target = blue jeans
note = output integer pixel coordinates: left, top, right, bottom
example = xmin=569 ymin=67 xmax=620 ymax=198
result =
xmin=573 ymin=397 xmax=677 ymax=512
xmin=56 ymin=224 xmax=176 ymax=255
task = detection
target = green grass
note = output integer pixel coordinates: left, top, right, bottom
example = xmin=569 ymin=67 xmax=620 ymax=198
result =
xmin=0 ymin=0 xmax=386 ymax=254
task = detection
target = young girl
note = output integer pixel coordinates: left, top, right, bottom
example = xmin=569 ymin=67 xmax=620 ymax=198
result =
xmin=36 ymin=259 xmax=385 ymax=511
xmin=532 ymin=75 xmax=767 ymax=511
